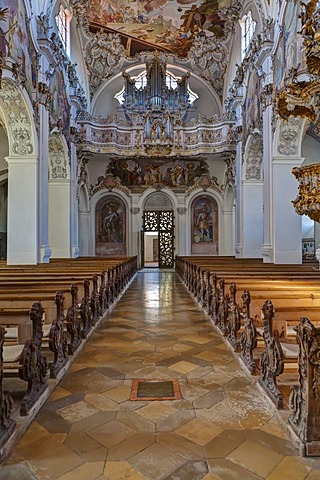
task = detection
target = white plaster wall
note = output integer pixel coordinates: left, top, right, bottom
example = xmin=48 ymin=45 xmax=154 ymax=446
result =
xmin=273 ymin=161 xmax=302 ymax=263
xmin=242 ymin=183 xmax=263 ymax=257
xmin=0 ymin=126 xmax=9 ymax=170
xmin=49 ymin=182 xmax=71 ymax=257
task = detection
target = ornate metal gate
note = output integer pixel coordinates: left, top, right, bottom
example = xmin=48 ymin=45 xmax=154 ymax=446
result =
xmin=143 ymin=211 xmax=175 ymax=268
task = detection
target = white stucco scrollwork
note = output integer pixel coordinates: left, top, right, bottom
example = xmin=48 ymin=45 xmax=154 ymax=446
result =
xmin=277 ymin=118 xmax=302 ymax=156
xmin=245 ymin=134 xmax=263 ymax=181
xmin=188 ymin=35 xmax=228 ymax=98
xmin=49 ymin=133 xmax=69 ymax=180
xmin=85 ymin=32 xmax=125 ymax=92
xmin=144 ymin=192 xmax=173 ymax=210
xmin=0 ymin=78 xmax=34 ymax=156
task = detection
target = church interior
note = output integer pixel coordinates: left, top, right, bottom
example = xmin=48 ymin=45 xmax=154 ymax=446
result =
xmin=1 ymin=0 xmax=320 ymax=478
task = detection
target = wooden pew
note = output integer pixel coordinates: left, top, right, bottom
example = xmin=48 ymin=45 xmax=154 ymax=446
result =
xmin=2 ymin=302 xmax=48 ymax=416
xmin=0 ymin=325 xmax=16 ymax=457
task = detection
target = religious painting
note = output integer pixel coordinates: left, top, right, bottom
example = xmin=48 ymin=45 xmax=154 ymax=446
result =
xmin=191 ymin=195 xmax=218 ymax=255
xmin=302 ymin=239 xmax=315 ymax=260
xmin=95 ymin=195 xmax=126 ymax=256
xmin=103 ymin=157 xmax=209 ymax=192
xmin=0 ymin=1 xmax=37 ymax=100
xmin=274 ymin=0 xmax=299 ymax=90
xmin=88 ymin=0 xmax=232 ymax=57
xmin=243 ymin=68 xmax=261 ymax=139
xmin=49 ymin=67 xmax=70 ymax=135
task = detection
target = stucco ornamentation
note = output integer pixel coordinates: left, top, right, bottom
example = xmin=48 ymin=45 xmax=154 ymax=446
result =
xmin=0 ymin=78 xmax=34 ymax=155
xmin=85 ymin=32 xmax=125 ymax=92
xmin=49 ymin=133 xmax=68 ymax=179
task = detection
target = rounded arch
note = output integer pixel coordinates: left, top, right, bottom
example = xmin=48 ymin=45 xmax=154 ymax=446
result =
xmin=91 ymin=62 xmax=222 ymax=119
xmin=90 ymin=188 xmax=131 ymax=255
xmin=0 ymin=76 xmax=37 ymax=157
xmin=139 ymin=186 xmax=178 ymax=212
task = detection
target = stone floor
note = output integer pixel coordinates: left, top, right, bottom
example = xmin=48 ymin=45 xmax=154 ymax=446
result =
xmin=3 ymin=270 xmax=320 ymax=479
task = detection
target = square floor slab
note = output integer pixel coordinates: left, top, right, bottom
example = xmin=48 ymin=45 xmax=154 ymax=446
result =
xmin=130 ymin=379 xmax=181 ymax=401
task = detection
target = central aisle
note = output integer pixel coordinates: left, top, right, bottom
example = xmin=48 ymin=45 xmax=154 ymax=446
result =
xmin=5 ymin=271 xmax=320 ymax=479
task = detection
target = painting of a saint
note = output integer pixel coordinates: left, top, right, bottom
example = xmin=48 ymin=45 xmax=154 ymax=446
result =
xmin=96 ymin=196 xmax=126 ymax=255
xmin=243 ymin=69 xmax=261 ymax=139
xmin=191 ymin=195 xmax=218 ymax=254
xmin=88 ymin=0 xmax=232 ymax=57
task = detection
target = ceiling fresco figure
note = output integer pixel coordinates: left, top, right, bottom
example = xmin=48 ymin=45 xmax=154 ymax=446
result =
xmin=88 ymin=0 xmax=232 ymax=56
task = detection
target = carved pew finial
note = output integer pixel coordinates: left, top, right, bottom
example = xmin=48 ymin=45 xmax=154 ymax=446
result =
xmin=240 ymin=290 xmax=257 ymax=374
xmin=49 ymin=291 xmax=68 ymax=379
xmin=258 ymin=300 xmax=284 ymax=409
xmin=65 ymin=284 xmax=81 ymax=355
xmin=226 ymin=282 xmax=241 ymax=351
xmin=19 ymin=302 xmax=48 ymax=416
xmin=81 ymin=278 xmax=92 ymax=338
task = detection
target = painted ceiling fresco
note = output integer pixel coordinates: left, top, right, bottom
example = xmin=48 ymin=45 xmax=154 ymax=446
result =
xmin=88 ymin=0 xmax=232 ymax=57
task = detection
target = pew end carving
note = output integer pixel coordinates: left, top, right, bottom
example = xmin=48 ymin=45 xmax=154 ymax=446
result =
xmin=49 ymin=291 xmax=68 ymax=379
xmin=240 ymin=290 xmax=258 ymax=374
xmin=80 ymin=278 xmax=92 ymax=338
xmin=258 ymin=300 xmax=284 ymax=409
xmin=65 ymin=284 xmax=82 ymax=355
xmin=289 ymin=317 xmax=320 ymax=456
xmin=226 ymin=282 xmax=241 ymax=351
xmin=19 ymin=302 xmax=48 ymax=416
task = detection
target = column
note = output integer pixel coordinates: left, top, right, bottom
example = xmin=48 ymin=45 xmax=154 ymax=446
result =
xmin=177 ymin=207 xmax=187 ymax=256
xmin=70 ymin=142 xmax=79 ymax=258
xmin=6 ymin=155 xmax=38 ymax=264
xmin=38 ymin=103 xmax=51 ymax=262
xmin=49 ymin=178 xmax=71 ymax=258
xmin=272 ymin=156 xmax=304 ymax=263
xmin=242 ymin=180 xmax=263 ymax=257
xmin=261 ymin=100 xmax=273 ymax=262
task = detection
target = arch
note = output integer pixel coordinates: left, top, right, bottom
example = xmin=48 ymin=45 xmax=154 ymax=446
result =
xmin=0 ymin=75 xmax=38 ymax=263
xmin=143 ymin=191 xmax=174 ymax=211
xmin=139 ymin=186 xmax=179 ymax=213
xmin=0 ymin=76 xmax=37 ymax=157
xmin=95 ymin=194 xmax=127 ymax=256
xmin=92 ymin=62 xmax=222 ymax=119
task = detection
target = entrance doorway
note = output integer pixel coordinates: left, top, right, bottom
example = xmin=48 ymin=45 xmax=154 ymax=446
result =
xmin=144 ymin=232 xmax=159 ymax=267
xmin=142 ymin=211 xmax=174 ymax=268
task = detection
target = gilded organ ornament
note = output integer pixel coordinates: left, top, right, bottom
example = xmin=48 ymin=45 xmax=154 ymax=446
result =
xmin=292 ymin=163 xmax=320 ymax=222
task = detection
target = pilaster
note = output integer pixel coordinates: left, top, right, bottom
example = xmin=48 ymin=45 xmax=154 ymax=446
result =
xmin=6 ymin=155 xmax=38 ymax=264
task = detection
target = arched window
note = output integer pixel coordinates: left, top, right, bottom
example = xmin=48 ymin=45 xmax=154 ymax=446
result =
xmin=240 ymin=11 xmax=256 ymax=58
xmin=55 ymin=4 xmax=72 ymax=56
